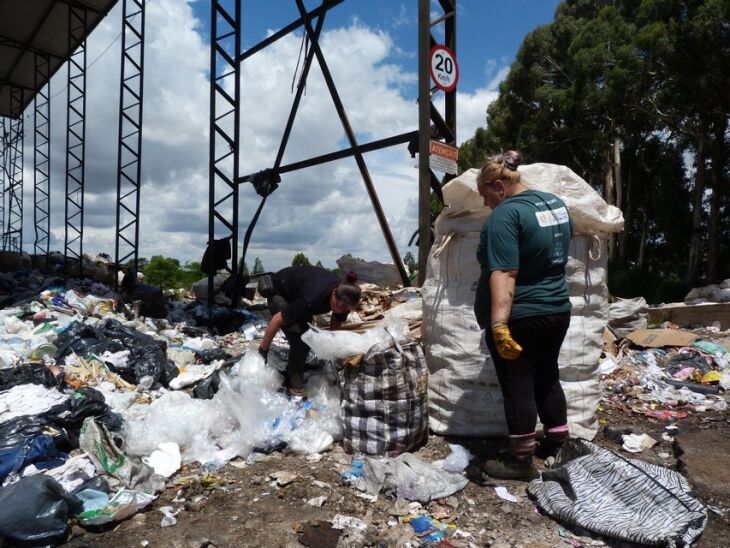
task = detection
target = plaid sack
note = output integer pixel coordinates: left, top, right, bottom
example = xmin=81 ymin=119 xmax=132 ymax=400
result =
xmin=337 ymin=339 xmax=429 ymax=457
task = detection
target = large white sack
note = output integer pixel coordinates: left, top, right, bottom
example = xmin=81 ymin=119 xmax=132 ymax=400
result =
xmin=423 ymin=165 xmax=620 ymax=440
xmin=435 ymin=166 xmax=623 ymax=237
xmin=560 ymin=236 xmax=607 ymax=438
xmin=423 ymin=234 xmax=605 ymax=439
xmin=422 ymin=232 xmax=507 ymax=437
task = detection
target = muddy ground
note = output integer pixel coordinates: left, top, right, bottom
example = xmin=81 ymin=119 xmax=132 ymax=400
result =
xmin=63 ymin=398 xmax=730 ymax=548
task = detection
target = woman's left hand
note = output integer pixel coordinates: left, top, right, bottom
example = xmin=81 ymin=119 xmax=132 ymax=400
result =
xmin=492 ymin=322 xmax=523 ymax=360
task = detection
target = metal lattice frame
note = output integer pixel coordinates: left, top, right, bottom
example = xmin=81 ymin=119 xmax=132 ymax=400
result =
xmin=115 ymin=0 xmax=146 ymax=272
xmin=4 ymin=87 xmax=23 ymax=252
xmin=214 ymin=0 xmax=421 ymax=294
xmin=0 ymin=118 xmax=6 ymax=241
xmin=34 ymin=54 xmax=51 ymax=257
xmin=64 ymin=6 xmax=88 ymax=275
xmin=208 ymin=0 xmax=240 ymax=303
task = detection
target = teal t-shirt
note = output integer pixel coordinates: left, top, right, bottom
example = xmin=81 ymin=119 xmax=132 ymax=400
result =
xmin=474 ymin=189 xmax=573 ymax=328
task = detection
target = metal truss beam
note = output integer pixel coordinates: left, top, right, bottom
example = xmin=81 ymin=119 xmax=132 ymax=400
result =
xmin=208 ymin=0 xmax=240 ymax=304
xmin=294 ymin=0 xmax=409 ymax=286
xmin=0 ymin=118 xmax=5 ymax=236
xmin=4 ymin=87 xmax=23 ymax=252
xmin=115 ymin=0 xmax=146 ymax=273
xmin=239 ymin=0 xmax=344 ymax=62
xmin=34 ymin=54 xmax=51 ymax=257
xmin=64 ymin=6 xmax=87 ymax=276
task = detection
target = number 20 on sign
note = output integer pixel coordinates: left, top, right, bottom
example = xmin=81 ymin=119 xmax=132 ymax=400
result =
xmin=429 ymin=45 xmax=459 ymax=92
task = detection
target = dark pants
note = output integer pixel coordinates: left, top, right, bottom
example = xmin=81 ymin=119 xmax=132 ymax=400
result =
xmin=485 ymin=311 xmax=570 ymax=436
xmin=268 ymin=295 xmax=310 ymax=391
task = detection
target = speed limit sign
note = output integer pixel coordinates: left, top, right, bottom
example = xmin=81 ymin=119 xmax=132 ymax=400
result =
xmin=430 ymin=45 xmax=459 ymax=92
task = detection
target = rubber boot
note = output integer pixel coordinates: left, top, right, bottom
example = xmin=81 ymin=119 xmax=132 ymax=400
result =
xmin=483 ymin=433 xmax=539 ymax=481
xmin=286 ymin=335 xmax=308 ymax=399
xmin=537 ymin=424 xmax=569 ymax=460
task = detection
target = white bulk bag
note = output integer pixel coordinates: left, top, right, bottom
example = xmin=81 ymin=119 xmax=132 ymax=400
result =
xmin=422 ymin=165 xmax=622 ymax=439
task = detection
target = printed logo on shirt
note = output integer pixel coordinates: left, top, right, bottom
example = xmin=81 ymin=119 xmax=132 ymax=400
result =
xmin=535 ymin=206 xmax=569 ymax=227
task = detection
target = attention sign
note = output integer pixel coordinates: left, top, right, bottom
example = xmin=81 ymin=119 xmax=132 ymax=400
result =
xmin=429 ymin=140 xmax=458 ymax=175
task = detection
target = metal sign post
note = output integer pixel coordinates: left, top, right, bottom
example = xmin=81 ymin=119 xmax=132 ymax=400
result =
xmin=418 ymin=0 xmax=457 ymax=286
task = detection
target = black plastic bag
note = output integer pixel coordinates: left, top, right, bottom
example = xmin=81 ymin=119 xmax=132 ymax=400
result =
xmin=52 ymin=388 xmax=122 ymax=432
xmin=192 ymin=370 xmax=221 ymax=400
xmin=0 ymin=417 xmax=49 ymax=450
xmin=71 ymin=476 xmax=110 ymax=496
xmin=201 ymin=237 xmax=231 ymax=275
xmin=0 ymin=363 xmax=57 ymax=391
xmin=96 ymin=318 xmax=153 ymax=347
xmin=0 ymin=475 xmax=81 ymax=547
xmin=127 ymin=343 xmax=178 ymax=387
xmin=198 ymin=348 xmax=231 ymax=364
xmin=192 ymin=307 xmax=247 ymax=335
xmin=127 ymin=284 xmax=167 ymax=318
xmin=54 ymin=321 xmax=117 ymax=361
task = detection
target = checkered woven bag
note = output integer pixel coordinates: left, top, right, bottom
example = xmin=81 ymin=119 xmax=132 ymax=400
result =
xmin=337 ymin=336 xmax=429 ymax=457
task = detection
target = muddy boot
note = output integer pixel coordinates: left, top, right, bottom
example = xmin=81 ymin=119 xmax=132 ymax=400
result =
xmin=483 ymin=455 xmax=539 ymax=481
xmin=483 ymin=433 xmax=539 ymax=481
xmin=537 ymin=424 xmax=569 ymax=460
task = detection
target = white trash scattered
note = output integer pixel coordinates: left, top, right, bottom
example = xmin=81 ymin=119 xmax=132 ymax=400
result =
xmin=622 ymin=433 xmax=658 ymax=453
xmin=494 ymin=486 xmax=519 ymax=503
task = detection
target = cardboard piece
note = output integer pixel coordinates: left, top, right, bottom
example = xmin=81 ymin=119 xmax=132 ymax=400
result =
xmin=625 ymin=328 xmax=697 ymax=348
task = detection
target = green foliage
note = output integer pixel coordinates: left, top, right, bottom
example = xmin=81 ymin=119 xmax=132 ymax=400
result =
xmin=315 ymin=260 xmax=324 ymax=268
xmin=178 ymin=261 xmax=203 ymax=288
xmin=461 ymin=0 xmax=730 ymax=297
xmin=403 ymin=252 xmax=417 ymax=274
xmin=292 ymin=253 xmax=311 ymax=267
xmin=238 ymin=259 xmax=250 ymax=276
xmin=608 ymin=265 xmax=691 ymax=305
xmin=430 ymin=191 xmax=444 ymax=219
xmin=144 ymin=256 xmax=182 ymax=290
xmin=252 ymin=257 xmax=265 ymax=274
xmin=141 ymin=257 xmax=203 ymax=290
xmin=123 ymin=257 xmax=149 ymax=272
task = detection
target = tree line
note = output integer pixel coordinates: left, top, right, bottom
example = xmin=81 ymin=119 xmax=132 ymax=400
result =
xmin=459 ymin=0 xmax=729 ymax=302
xmin=138 ymin=253 xmax=339 ymax=290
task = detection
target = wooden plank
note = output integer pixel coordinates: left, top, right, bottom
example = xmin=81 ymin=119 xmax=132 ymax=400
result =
xmin=648 ymin=303 xmax=730 ymax=331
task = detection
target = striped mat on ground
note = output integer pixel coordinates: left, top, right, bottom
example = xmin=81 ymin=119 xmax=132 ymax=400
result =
xmin=527 ymin=438 xmax=706 ymax=547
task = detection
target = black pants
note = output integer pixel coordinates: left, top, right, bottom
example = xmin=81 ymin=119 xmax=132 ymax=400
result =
xmin=485 ymin=311 xmax=570 ymax=436
xmin=268 ymin=295 xmax=310 ymax=391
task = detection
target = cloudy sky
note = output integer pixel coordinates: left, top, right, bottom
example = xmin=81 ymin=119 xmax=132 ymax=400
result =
xmin=15 ymin=0 xmax=559 ymax=272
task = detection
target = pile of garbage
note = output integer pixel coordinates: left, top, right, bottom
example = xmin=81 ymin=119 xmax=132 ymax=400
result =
xmin=600 ymin=324 xmax=729 ymax=420
xmin=0 ymin=264 xmax=429 ymax=544
xmin=684 ymin=278 xmax=730 ymax=304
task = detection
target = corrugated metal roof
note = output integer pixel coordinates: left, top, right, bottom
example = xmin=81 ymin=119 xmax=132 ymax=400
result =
xmin=0 ymin=0 xmax=119 ymax=119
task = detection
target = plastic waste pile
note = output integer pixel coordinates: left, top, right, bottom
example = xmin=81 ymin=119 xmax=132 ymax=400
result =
xmin=0 ymin=267 xmax=425 ymax=543
xmin=0 ymin=275 xmax=348 ymax=543
xmin=684 ymin=278 xmax=730 ymax=304
xmin=600 ymin=333 xmax=729 ymax=420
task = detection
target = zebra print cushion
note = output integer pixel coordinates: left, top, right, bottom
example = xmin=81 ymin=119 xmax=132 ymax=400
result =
xmin=527 ymin=438 xmax=707 ymax=547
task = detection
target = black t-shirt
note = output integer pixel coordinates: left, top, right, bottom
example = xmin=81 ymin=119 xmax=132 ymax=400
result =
xmin=272 ymin=266 xmax=347 ymax=326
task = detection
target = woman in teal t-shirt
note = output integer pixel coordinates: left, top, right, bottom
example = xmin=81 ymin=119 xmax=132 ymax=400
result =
xmin=475 ymin=151 xmax=573 ymax=481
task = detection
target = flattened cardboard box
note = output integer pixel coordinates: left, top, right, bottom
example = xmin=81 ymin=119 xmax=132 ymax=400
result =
xmin=626 ymin=328 xmax=697 ymax=348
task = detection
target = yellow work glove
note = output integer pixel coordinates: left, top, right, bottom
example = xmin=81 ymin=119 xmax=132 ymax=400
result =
xmin=491 ymin=321 xmax=523 ymax=360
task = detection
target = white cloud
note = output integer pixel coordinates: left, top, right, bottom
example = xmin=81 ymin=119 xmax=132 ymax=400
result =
xmin=18 ymin=0 xmax=499 ymax=273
